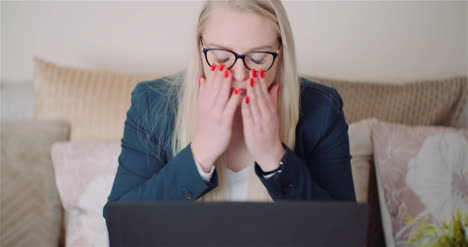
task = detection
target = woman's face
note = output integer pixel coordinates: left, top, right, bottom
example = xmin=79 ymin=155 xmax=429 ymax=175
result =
xmin=201 ymin=8 xmax=281 ymax=93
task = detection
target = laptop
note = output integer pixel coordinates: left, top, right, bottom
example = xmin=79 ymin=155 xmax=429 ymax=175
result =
xmin=105 ymin=200 xmax=368 ymax=247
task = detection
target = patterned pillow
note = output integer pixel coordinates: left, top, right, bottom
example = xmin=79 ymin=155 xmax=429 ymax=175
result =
xmin=1 ymin=120 xmax=69 ymax=247
xmin=51 ymin=142 xmax=120 ymax=246
xmin=369 ymin=118 xmax=467 ymax=247
xmin=305 ymin=75 xmax=467 ymax=128
xmin=33 ymin=56 xmax=163 ymax=141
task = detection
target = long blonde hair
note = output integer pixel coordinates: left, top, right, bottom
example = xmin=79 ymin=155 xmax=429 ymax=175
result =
xmin=148 ymin=0 xmax=300 ymax=202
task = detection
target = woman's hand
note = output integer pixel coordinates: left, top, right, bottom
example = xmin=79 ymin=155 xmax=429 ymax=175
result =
xmin=241 ymin=69 xmax=285 ymax=172
xmin=191 ymin=63 xmax=243 ymax=172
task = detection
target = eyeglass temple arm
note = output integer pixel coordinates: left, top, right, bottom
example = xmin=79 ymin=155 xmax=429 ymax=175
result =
xmin=276 ymin=42 xmax=283 ymax=53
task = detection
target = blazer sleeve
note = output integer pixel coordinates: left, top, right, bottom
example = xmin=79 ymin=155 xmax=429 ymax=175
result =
xmin=103 ymin=82 xmax=218 ymax=219
xmin=254 ymin=88 xmax=356 ymax=201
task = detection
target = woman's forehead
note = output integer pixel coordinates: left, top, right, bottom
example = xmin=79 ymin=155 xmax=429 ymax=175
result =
xmin=203 ymin=8 xmax=278 ymax=53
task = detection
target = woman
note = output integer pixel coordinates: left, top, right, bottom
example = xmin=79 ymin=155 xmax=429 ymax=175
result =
xmin=104 ymin=0 xmax=355 ymax=218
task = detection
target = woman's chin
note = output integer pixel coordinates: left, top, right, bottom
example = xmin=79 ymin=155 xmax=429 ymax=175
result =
xmin=231 ymin=87 xmax=247 ymax=96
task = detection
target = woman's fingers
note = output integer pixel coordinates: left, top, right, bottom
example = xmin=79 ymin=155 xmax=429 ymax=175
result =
xmin=214 ymin=66 xmax=232 ymax=110
xmin=200 ymin=64 xmax=214 ymax=90
xmin=223 ymin=88 xmax=242 ymax=125
xmin=253 ymin=69 xmax=273 ymax=117
xmin=246 ymin=76 xmax=261 ymax=125
xmin=202 ymin=63 xmax=228 ymax=112
xmin=210 ymin=63 xmax=224 ymax=96
xmin=241 ymin=94 xmax=254 ymax=135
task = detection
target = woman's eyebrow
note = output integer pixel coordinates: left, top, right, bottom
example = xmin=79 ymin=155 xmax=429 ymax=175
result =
xmin=206 ymin=42 xmax=274 ymax=51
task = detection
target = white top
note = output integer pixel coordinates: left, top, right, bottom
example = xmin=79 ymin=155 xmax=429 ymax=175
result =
xmin=193 ymin=160 xmax=276 ymax=201
xmin=225 ymin=168 xmax=251 ymax=201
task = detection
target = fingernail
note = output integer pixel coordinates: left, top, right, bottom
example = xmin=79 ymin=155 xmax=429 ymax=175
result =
xmin=234 ymin=88 xmax=239 ymax=95
xmin=245 ymin=96 xmax=250 ymax=104
xmin=249 ymin=78 xmax=254 ymax=87
xmin=224 ymin=70 xmax=229 ymax=78
xmin=219 ymin=63 xmax=225 ymax=71
xmin=252 ymin=69 xmax=257 ymax=78
xmin=260 ymin=69 xmax=265 ymax=78
xmin=211 ymin=64 xmax=216 ymax=71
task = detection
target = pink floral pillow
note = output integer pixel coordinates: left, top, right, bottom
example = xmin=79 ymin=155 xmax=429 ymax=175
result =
xmin=369 ymin=118 xmax=467 ymax=247
xmin=51 ymin=142 xmax=120 ymax=246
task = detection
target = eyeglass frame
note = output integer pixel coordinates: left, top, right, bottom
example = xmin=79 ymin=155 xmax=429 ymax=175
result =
xmin=200 ymin=38 xmax=282 ymax=72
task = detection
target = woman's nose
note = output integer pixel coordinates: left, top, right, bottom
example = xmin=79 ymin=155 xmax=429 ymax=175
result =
xmin=230 ymin=59 xmax=249 ymax=82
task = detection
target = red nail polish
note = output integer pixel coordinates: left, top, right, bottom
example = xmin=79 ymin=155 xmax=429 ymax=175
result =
xmin=245 ymin=96 xmax=250 ymax=104
xmin=219 ymin=63 xmax=225 ymax=71
xmin=224 ymin=70 xmax=229 ymax=78
xmin=211 ymin=64 xmax=216 ymax=71
xmin=234 ymin=88 xmax=239 ymax=95
xmin=249 ymin=78 xmax=254 ymax=87
xmin=252 ymin=69 xmax=257 ymax=78
xmin=260 ymin=69 xmax=265 ymax=78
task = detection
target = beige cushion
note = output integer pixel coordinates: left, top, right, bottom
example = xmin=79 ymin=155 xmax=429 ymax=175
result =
xmin=33 ymin=56 xmax=163 ymax=141
xmin=370 ymin=119 xmax=467 ymax=246
xmin=51 ymin=141 xmax=120 ymax=246
xmin=349 ymin=119 xmax=374 ymax=203
xmin=304 ymin=75 xmax=468 ymax=127
xmin=0 ymin=120 xmax=69 ymax=247
xmin=349 ymin=119 xmax=387 ymax=247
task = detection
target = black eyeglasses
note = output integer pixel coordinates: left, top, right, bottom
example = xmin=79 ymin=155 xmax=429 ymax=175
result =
xmin=201 ymin=39 xmax=282 ymax=72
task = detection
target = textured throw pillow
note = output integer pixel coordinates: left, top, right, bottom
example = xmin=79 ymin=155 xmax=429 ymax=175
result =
xmin=369 ymin=118 xmax=467 ymax=247
xmin=33 ymin=56 xmax=164 ymax=141
xmin=1 ymin=120 xmax=69 ymax=247
xmin=51 ymin=142 xmax=120 ymax=246
xmin=304 ymin=75 xmax=467 ymax=128
xmin=348 ymin=119 xmax=374 ymax=203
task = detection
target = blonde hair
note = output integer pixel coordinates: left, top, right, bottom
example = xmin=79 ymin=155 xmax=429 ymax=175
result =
xmin=148 ymin=0 xmax=300 ymax=202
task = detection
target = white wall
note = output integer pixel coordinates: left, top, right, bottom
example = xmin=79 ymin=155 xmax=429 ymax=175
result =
xmin=1 ymin=0 xmax=467 ymax=84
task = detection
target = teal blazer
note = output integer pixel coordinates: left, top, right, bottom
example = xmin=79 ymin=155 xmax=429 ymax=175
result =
xmin=103 ymin=74 xmax=356 ymax=219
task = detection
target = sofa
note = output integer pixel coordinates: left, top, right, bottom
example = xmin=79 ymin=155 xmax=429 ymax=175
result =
xmin=1 ymin=56 xmax=466 ymax=247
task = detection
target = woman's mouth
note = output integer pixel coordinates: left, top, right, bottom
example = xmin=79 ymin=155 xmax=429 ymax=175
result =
xmin=231 ymin=87 xmax=247 ymax=96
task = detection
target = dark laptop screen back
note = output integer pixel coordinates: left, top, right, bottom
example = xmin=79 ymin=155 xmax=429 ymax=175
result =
xmin=106 ymin=201 xmax=368 ymax=247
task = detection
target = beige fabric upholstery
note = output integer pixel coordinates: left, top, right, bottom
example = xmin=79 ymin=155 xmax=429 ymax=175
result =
xmin=304 ymin=75 xmax=467 ymax=127
xmin=0 ymin=120 xmax=69 ymax=247
xmin=33 ymin=57 xmax=164 ymax=141
xmin=348 ymin=119 xmax=374 ymax=203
